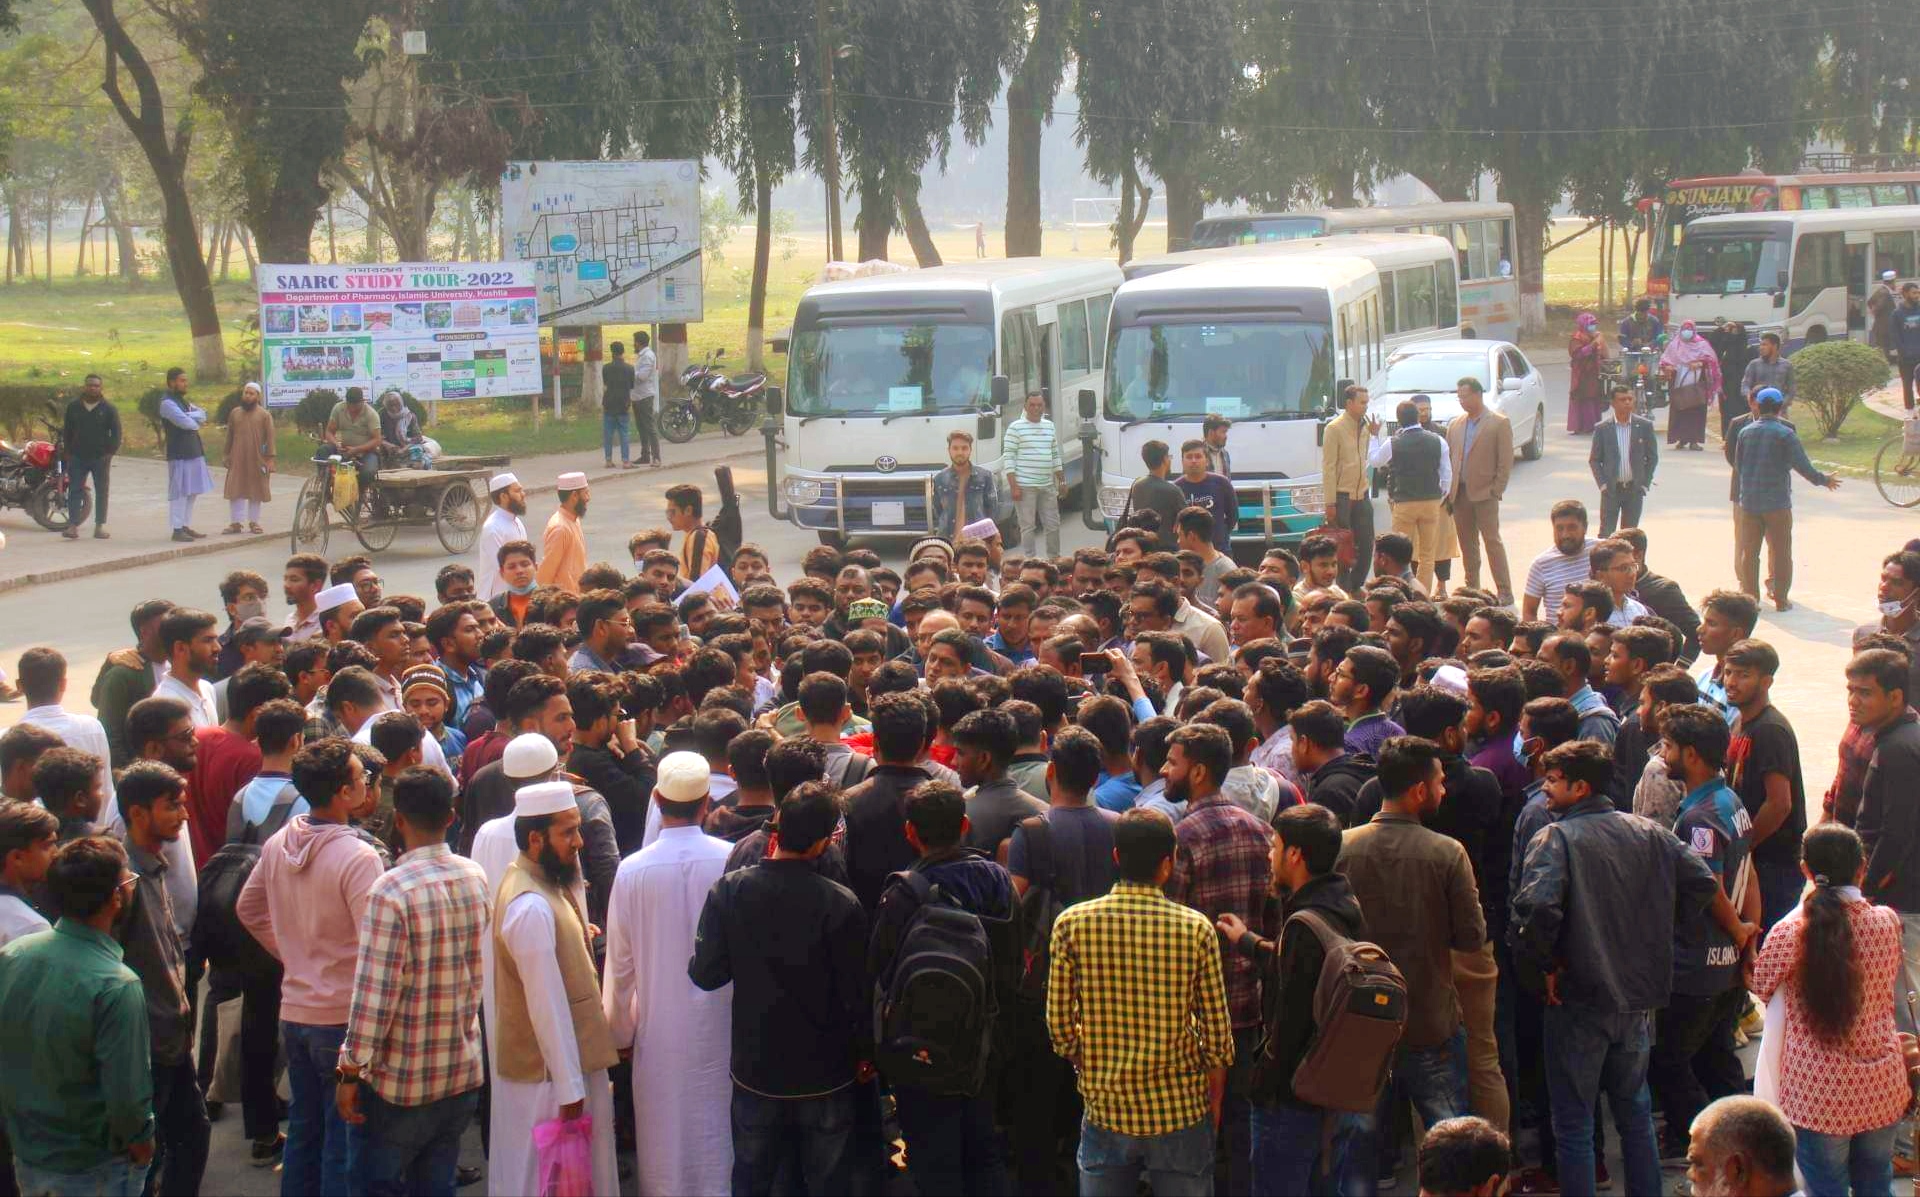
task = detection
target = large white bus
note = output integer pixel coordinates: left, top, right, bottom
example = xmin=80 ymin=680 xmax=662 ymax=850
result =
xmin=1091 ymin=255 xmax=1385 ymax=551
xmin=773 ymin=258 xmax=1122 ymax=545
xmin=1125 ymin=233 xmax=1462 ymax=354
xmin=1189 ymin=202 xmax=1521 ymax=342
xmin=1668 ymin=205 xmax=1920 ymax=351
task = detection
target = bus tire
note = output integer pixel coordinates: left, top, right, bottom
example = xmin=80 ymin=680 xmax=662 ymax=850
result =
xmin=1806 ymin=326 xmax=1828 ymax=345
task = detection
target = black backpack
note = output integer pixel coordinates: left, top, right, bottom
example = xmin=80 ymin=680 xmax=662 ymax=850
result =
xmin=873 ymin=870 xmax=997 ymax=1097
xmin=1013 ymin=814 xmax=1067 ymax=1003
xmin=195 ymin=785 xmax=304 ymax=977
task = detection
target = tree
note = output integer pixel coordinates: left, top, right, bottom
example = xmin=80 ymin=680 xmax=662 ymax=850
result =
xmin=726 ymin=0 xmax=799 ymax=370
xmin=80 ymin=0 xmax=226 ymax=379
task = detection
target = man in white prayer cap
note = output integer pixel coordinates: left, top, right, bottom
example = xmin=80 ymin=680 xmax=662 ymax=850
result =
xmin=313 ymin=582 xmax=364 ymax=644
xmin=536 ymin=472 xmax=590 ymax=592
xmin=476 ymin=471 xmax=527 ymax=600
xmin=603 ymin=751 xmax=734 ymax=1195
xmin=486 ymin=779 xmax=618 ymax=1197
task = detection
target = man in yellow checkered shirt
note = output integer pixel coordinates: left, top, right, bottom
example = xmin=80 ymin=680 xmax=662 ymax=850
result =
xmin=1045 ymin=807 xmax=1234 ymax=1195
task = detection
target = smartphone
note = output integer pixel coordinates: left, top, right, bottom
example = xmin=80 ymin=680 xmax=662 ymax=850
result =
xmin=1080 ymin=651 xmax=1111 ymax=673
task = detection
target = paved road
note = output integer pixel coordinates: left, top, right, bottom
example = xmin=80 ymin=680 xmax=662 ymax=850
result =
xmin=0 ymin=360 xmax=1899 ymax=1193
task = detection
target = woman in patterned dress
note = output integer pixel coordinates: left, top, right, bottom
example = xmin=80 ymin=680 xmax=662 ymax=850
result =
xmin=1751 ymin=824 xmax=1909 ymax=1196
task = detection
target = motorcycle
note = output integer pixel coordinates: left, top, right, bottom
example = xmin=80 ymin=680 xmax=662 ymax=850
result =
xmin=0 ymin=420 xmax=88 ymax=531
xmin=663 ymin=349 xmax=767 ymax=443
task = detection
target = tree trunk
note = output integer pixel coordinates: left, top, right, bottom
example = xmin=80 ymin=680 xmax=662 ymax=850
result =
xmin=4 ymin=191 xmax=15 ymax=285
xmin=1114 ymin=168 xmax=1152 ymax=265
xmin=44 ymin=186 xmax=55 ymax=289
xmin=1162 ymin=167 xmax=1203 ymax=254
xmin=101 ymin=180 xmax=138 ymax=281
xmin=76 ymin=193 xmax=96 ymax=276
xmin=1004 ymin=70 xmax=1043 ymax=257
xmin=854 ymin=169 xmax=891 ymax=261
xmin=582 ymin=324 xmax=604 ymax=413
xmin=747 ymin=171 xmax=773 ymax=373
xmin=896 ymin=178 xmax=942 ymax=267
xmin=1512 ymin=197 xmax=1550 ymax=335
xmin=218 ymin=222 xmax=234 ymax=279
xmin=326 ymin=202 xmax=338 ymax=263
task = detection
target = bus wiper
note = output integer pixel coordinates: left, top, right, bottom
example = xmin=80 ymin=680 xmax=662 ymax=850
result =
xmin=1243 ymin=409 xmax=1314 ymax=422
xmin=1120 ymin=415 xmax=1169 ymax=431
xmin=882 ymin=404 xmax=949 ymax=425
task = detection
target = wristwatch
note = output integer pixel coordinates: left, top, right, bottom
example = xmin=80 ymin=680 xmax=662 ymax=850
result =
xmin=334 ymin=1066 xmax=360 ymax=1086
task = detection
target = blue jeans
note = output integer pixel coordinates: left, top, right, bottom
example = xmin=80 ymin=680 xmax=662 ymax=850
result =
xmin=892 ymin=1085 xmax=1007 ymax=1196
xmin=1348 ymin=1027 xmax=1468 ymax=1191
xmin=1543 ymin=1006 xmax=1659 ymax=1197
xmin=13 ymin=1159 xmax=148 ymax=1197
xmin=729 ymin=1084 xmax=854 ymax=1197
xmin=1249 ymin=1103 xmax=1367 ymax=1197
xmin=1076 ymin=1114 xmax=1214 ymax=1197
xmin=281 ymin=1021 xmax=359 ymax=1197
xmin=1797 ymin=1121 xmax=1898 ymax=1197
xmin=601 ymin=410 xmax=630 ymax=463
xmin=68 ymin=457 xmax=108 ymax=526
xmin=355 ymin=1087 xmax=477 ymax=1197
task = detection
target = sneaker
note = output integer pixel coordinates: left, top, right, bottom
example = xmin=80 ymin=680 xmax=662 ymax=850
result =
xmin=456 ymin=1165 xmax=482 ymax=1188
xmin=93 ymin=526 xmax=109 ymax=539
xmin=250 ymin=1133 xmax=284 ymax=1167
xmin=184 ymin=526 xmax=207 ymax=539
xmin=1739 ymin=999 xmax=1765 ymax=1036
xmin=171 ymin=528 xmax=194 ymax=543
xmin=1509 ymin=1167 xmax=1560 ymax=1195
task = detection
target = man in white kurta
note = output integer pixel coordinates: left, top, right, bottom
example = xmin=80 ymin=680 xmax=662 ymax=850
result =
xmin=602 ymin=753 xmax=734 ymax=1195
xmin=487 ymin=780 xmax=617 ymax=1197
xmin=476 ymin=472 xmax=529 ymax=601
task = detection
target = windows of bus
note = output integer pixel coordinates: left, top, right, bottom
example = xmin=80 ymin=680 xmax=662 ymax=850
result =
xmin=1381 ymin=271 xmax=1398 ymax=333
xmin=1397 ymin=266 xmax=1438 ymax=331
xmin=1058 ymin=299 xmax=1091 ymax=376
xmin=1087 ymin=293 xmax=1113 ymax=367
xmin=1875 ymin=232 xmax=1917 ymax=280
xmin=1834 ymin=185 xmax=1875 ymax=208
xmin=1484 ymin=220 xmax=1513 ymax=278
xmin=1339 ymin=308 xmax=1352 ymax=381
xmin=1437 ymin=263 xmax=1459 ymax=328
xmin=1801 ymin=188 xmax=1834 ymax=210
xmin=1790 ymin=231 xmax=1848 ymax=316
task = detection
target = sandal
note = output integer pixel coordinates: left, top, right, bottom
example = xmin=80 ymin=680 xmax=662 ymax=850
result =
xmin=249 ymin=523 xmax=265 ymax=534
xmin=221 ymin=523 xmax=245 ymax=535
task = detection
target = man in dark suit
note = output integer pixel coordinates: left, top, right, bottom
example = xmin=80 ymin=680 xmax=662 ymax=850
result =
xmin=1589 ymin=385 xmax=1660 ymax=536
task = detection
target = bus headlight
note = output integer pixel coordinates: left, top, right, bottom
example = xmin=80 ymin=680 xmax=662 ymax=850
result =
xmin=783 ymin=477 xmax=823 ymax=507
xmin=1098 ymin=486 xmax=1131 ymax=518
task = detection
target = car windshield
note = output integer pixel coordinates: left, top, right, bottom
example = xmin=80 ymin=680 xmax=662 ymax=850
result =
xmin=1673 ymin=234 xmax=1788 ymax=296
xmin=787 ymin=321 xmax=994 ymax=417
xmin=1380 ymin=353 xmax=1488 ymax=393
xmin=1106 ymin=321 xmax=1333 ymax=420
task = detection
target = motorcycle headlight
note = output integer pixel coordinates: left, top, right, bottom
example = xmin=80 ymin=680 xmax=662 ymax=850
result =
xmin=783 ymin=477 xmax=823 ymax=507
xmin=1098 ymin=486 xmax=1131 ymax=519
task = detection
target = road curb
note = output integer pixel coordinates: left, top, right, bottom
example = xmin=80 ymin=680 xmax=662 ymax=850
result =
xmin=0 ymin=439 xmax=766 ymax=596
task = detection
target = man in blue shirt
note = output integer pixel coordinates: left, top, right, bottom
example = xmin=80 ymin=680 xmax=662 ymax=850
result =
xmin=1173 ymin=439 xmax=1237 ymax=552
xmin=1730 ymin=387 xmax=1840 ymax=611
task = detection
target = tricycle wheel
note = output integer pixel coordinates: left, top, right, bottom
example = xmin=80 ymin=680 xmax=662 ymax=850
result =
xmin=436 ymin=481 xmax=485 ymax=553
xmin=291 ymin=479 xmax=330 ymax=554
xmin=354 ymin=510 xmax=398 ymax=552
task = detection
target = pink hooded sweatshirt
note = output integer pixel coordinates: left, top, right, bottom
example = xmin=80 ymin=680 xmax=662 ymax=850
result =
xmin=236 ymin=815 xmax=385 ymax=1025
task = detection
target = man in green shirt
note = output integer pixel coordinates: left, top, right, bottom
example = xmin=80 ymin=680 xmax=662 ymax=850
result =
xmin=0 ymin=835 xmax=154 ymax=1194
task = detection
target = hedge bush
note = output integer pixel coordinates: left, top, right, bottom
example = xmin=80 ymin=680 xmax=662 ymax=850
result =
xmin=1790 ymin=339 xmax=1891 ymax=439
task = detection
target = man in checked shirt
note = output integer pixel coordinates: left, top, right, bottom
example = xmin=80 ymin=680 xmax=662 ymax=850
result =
xmin=1048 ymin=807 xmax=1233 ymax=1196
xmin=335 ymin=768 xmax=490 ymax=1197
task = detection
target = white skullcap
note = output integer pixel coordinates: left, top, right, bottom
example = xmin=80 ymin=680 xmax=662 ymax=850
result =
xmin=502 ymin=733 xmax=559 ymax=779
xmin=557 ymin=471 xmax=588 ymax=490
xmin=1885 ymin=269 xmax=1900 ymax=281
xmin=314 ymin=583 xmax=358 ymax=614
xmin=1429 ymin=664 xmax=1470 ymax=698
xmin=242 ymin=381 xmax=262 ymax=393
xmin=512 ymin=780 xmax=576 ymax=818
xmin=961 ymin=517 xmax=999 ymax=541
xmin=655 ymin=751 xmax=711 ymax=803
xmin=489 ymin=471 xmax=519 ymax=493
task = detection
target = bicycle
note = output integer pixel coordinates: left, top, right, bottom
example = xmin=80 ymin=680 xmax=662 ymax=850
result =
xmin=1874 ymin=429 xmax=1920 ymax=508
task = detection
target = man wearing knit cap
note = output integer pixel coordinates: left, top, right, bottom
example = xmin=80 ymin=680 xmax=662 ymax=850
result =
xmin=536 ymin=473 xmax=590 ymax=592
xmin=603 ymin=751 xmax=733 ymax=1195
xmin=312 ymin=583 xmax=364 ymax=645
xmin=399 ymin=664 xmax=465 ymax=767
xmin=476 ymin=472 xmax=527 ymax=600
xmin=486 ymin=779 xmax=618 ymax=1197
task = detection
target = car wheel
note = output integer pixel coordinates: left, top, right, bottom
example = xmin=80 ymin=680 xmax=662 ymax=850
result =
xmin=1520 ymin=405 xmax=1545 ymax=461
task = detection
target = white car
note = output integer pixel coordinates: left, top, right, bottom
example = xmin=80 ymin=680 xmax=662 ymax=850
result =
xmin=1366 ymin=338 xmax=1547 ymax=462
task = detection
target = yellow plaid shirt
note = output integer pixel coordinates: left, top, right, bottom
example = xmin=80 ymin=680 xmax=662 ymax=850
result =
xmin=1045 ymin=881 xmax=1234 ymax=1137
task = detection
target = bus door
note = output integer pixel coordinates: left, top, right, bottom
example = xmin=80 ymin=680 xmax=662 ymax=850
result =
xmin=1035 ymin=302 xmax=1073 ymax=449
xmin=1846 ymin=230 xmax=1872 ymax=336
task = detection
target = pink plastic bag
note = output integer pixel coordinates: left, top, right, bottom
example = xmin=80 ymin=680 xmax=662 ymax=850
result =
xmin=532 ymin=1113 xmax=594 ymax=1197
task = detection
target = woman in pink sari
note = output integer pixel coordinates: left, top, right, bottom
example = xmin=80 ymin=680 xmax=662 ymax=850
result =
xmin=1659 ymin=319 xmax=1722 ymax=449
xmin=1566 ymin=311 xmax=1607 ymax=434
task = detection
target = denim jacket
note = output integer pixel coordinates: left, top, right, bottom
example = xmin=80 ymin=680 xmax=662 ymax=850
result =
xmin=930 ymin=464 xmax=997 ymax=538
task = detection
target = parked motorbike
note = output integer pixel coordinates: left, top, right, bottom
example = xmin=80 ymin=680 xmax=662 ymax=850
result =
xmin=0 ymin=420 xmax=87 ymax=530
xmin=663 ymin=349 xmax=767 ymax=443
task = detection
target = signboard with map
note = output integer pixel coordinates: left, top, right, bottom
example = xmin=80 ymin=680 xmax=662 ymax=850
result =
xmin=499 ymin=160 xmax=704 ymax=324
xmin=256 ymin=263 xmax=542 ymax=405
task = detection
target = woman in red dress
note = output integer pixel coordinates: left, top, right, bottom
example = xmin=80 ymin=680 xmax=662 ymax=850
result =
xmin=1566 ymin=310 xmax=1608 ymax=434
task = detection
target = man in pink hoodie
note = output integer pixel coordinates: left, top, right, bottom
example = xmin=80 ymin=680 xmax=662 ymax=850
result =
xmin=237 ymin=738 xmax=384 ymax=1197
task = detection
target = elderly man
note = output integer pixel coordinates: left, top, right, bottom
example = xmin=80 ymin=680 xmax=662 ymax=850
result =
xmin=536 ymin=472 xmax=590 ymax=592
xmin=1684 ymin=1096 xmax=1797 ymax=1197
xmin=476 ymin=472 xmax=528 ymax=601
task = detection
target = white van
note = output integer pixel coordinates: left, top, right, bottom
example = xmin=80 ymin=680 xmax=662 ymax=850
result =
xmin=775 ymin=258 xmax=1122 ymax=545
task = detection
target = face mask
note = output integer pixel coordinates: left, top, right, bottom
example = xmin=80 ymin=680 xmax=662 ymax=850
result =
xmin=1680 ymin=329 xmax=1696 ymax=341
xmin=1881 ymin=595 xmax=1915 ymax=618
xmin=1513 ymin=729 xmax=1531 ymax=769
xmin=235 ymin=598 xmax=266 ymax=622
xmin=508 ymin=580 xmax=537 ymax=596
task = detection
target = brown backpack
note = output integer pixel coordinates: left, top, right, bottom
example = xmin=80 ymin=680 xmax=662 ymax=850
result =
xmin=1286 ymin=908 xmax=1408 ymax=1113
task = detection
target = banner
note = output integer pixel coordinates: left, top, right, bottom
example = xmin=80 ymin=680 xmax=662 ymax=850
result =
xmin=256 ymin=263 xmax=543 ymax=406
xmin=500 ymin=160 xmax=704 ymax=323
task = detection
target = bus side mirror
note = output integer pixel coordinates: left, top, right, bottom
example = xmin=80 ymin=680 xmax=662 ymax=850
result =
xmin=1316 ymin=420 xmax=1329 ymax=448
xmin=977 ymin=413 xmax=998 ymax=442
xmin=1077 ymin=388 xmax=1096 ymax=420
xmin=765 ymin=387 xmax=783 ymax=416
xmin=991 ymin=375 xmax=1009 ymax=408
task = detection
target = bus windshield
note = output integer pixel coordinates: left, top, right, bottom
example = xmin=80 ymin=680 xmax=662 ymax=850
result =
xmin=1672 ymin=232 xmax=1788 ymax=296
xmin=1106 ymin=321 xmax=1333 ymax=422
xmin=1190 ymin=217 xmax=1328 ymax=249
xmin=787 ymin=321 xmax=994 ymax=417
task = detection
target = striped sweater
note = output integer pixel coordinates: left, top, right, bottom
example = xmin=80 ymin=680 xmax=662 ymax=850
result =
xmin=1002 ymin=415 xmax=1062 ymax=485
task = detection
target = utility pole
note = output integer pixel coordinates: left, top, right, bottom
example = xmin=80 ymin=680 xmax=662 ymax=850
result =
xmin=816 ymin=0 xmax=843 ymax=263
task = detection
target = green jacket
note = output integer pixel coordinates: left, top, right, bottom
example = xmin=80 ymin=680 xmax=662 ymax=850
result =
xmin=90 ymin=655 xmax=157 ymax=769
xmin=0 ymin=920 xmax=154 ymax=1172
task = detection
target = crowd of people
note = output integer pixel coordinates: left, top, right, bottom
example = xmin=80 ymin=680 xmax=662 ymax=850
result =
xmin=0 ymin=434 xmax=1916 ymax=1197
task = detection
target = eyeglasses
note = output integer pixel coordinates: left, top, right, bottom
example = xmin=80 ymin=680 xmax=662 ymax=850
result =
xmin=166 ymin=728 xmax=197 ymax=745
xmin=116 ymin=873 xmax=139 ymax=897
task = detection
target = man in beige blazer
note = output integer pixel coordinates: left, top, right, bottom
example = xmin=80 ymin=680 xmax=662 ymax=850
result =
xmin=1445 ymin=377 xmax=1515 ymax=603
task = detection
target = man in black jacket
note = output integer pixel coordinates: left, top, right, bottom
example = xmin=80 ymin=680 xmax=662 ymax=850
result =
xmin=691 ymin=780 xmax=871 ymax=1197
xmin=1218 ymin=802 xmax=1368 ymax=1194
xmin=1588 ymin=387 xmax=1659 ymax=537
xmin=1853 ymin=649 xmax=1920 ymax=926
xmin=1613 ymin=527 xmax=1701 ymax=664
xmin=1288 ymin=700 xmax=1374 ymax=827
xmin=842 ymin=692 xmax=937 ymax=911
xmin=61 ymin=373 xmax=121 ymax=539
xmin=564 ymin=674 xmax=655 ymax=855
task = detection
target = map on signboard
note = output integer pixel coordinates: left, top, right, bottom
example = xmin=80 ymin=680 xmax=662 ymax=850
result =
xmin=499 ymin=160 xmax=704 ymax=324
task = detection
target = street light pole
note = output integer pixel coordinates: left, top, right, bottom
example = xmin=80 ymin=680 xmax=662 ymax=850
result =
xmin=816 ymin=0 xmax=843 ymax=263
